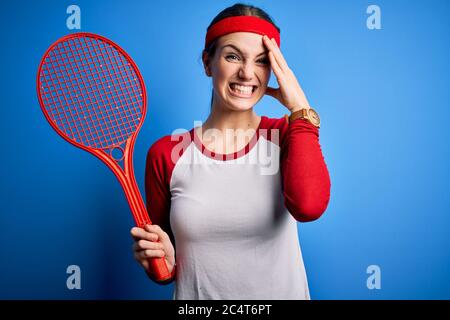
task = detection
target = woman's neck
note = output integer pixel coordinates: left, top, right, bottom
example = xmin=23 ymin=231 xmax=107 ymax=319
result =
xmin=202 ymin=106 xmax=260 ymax=132
xmin=196 ymin=104 xmax=261 ymax=154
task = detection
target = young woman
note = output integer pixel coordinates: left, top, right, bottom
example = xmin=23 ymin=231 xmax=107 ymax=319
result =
xmin=130 ymin=3 xmax=331 ymax=299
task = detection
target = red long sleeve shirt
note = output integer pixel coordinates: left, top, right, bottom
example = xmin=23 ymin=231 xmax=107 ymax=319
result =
xmin=144 ymin=115 xmax=331 ymax=298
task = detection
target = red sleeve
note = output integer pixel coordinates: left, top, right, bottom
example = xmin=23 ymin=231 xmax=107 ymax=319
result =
xmin=144 ymin=132 xmax=189 ymax=285
xmin=278 ymin=117 xmax=331 ymax=222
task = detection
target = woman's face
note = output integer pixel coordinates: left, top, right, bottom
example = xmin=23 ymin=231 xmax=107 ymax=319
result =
xmin=204 ymin=32 xmax=271 ymax=111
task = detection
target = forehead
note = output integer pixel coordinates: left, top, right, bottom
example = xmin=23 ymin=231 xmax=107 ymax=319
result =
xmin=217 ymin=32 xmax=266 ymax=55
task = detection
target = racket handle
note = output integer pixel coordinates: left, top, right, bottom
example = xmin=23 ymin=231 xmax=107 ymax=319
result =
xmin=148 ymin=256 xmax=173 ymax=281
xmin=136 ymin=222 xmax=173 ymax=282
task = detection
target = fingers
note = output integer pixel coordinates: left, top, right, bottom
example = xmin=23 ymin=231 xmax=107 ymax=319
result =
xmin=262 ymin=35 xmax=289 ymax=72
xmin=131 ymin=230 xmax=166 ymax=265
xmin=130 ymin=225 xmax=170 ymax=256
xmin=130 ymin=225 xmax=175 ymax=276
xmin=133 ymin=239 xmax=165 ymax=252
xmin=262 ymin=36 xmax=283 ymax=82
xmin=268 ymin=51 xmax=283 ymax=79
xmin=134 ymin=248 xmax=165 ymax=260
xmin=131 ymin=224 xmax=174 ymax=262
xmin=130 ymin=226 xmax=159 ymax=242
xmin=262 ymin=35 xmax=281 ymax=72
xmin=144 ymin=224 xmax=170 ymax=244
xmin=269 ymin=37 xmax=289 ymax=71
xmin=144 ymin=225 xmax=176 ymax=268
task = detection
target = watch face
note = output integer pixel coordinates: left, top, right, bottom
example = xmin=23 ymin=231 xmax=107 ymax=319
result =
xmin=307 ymin=108 xmax=321 ymax=127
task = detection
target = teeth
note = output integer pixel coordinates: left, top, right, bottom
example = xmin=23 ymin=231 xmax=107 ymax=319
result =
xmin=231 ymin=83 xmax=254 ymax=94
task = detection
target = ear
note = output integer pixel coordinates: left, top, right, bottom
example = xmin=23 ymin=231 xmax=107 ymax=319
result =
xmin=202 ymin=51 xmax=212 ymax=77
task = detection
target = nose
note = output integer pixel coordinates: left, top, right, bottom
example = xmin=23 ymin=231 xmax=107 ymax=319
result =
xmin=238 ymin=62 xmax=255 ymax=80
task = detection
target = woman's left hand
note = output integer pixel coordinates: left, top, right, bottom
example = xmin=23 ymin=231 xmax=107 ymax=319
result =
xmin=262 ymin=35 xmax=310 ymax=112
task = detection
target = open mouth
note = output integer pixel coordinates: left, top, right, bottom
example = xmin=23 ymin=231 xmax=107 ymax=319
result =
xmin=229 ymin=83 xmax=257 ymax=97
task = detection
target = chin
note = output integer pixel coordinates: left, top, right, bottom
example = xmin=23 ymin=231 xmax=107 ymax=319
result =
xmin=223 ymin=99 xmax=254 ymax=111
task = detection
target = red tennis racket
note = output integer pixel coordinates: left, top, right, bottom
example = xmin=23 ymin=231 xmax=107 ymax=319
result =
xmin=36 ymin=32 xmax=171 ymax=281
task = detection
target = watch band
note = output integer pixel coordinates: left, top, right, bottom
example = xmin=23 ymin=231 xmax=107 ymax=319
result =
xmin=285 ymin=107 xmax=321 ymax=128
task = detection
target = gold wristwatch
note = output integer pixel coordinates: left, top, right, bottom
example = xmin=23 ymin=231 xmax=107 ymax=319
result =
xmin=285 ymin=107 xmax=321 ymax=128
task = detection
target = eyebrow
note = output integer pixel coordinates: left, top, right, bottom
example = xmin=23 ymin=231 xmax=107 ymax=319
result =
xmin=221 ymin=44 xmax=267 ymax=57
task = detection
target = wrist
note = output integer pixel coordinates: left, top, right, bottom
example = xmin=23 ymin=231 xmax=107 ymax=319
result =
xmin=286 ymin=106 xmax=321 ymax=128
xmin=289 ymin=105 xmax=310 ymax=114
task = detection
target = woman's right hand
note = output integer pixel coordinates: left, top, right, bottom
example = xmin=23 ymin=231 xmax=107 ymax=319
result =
xmin=130 ymin=224 xmax=175 ymax=275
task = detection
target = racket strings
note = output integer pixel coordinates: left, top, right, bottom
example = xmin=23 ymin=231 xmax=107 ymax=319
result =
xmin=39 ymin=35 xmax=144 ymax=149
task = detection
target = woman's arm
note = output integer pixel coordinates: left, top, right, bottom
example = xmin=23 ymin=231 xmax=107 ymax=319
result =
xmin=262 ymin=36 xmax=331 ymax=222
xmin=140 ymin=137 xmax=178 ymax=284
xmin=281 ymin=118 xmax=331 ymax=222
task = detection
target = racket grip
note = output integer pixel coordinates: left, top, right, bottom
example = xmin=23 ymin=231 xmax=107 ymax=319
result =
xmin=148 ymin=256 xmax=173 ymax=281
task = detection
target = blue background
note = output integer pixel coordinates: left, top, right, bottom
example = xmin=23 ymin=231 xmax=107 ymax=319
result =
xmin=1 ymin=0 xmax=449 ymax=299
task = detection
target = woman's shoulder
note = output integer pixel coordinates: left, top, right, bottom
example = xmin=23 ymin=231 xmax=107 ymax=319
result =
xmin=260 ymin=114 xmax=289 ymax=130
xmin=147 ymin=130 xmax=193 ymax=164
xmin=258 ymin=115 xmax=290 ymax=145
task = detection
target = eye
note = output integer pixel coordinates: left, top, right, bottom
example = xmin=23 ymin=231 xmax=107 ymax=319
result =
xmin=225 ymin=54 xmax=240 ymax=61
xmin=257 ymin=57 xmax=269 ymax=65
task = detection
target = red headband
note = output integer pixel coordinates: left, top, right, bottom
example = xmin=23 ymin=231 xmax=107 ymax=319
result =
xmin=205 ymin=15 xmax=280 ymax=50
